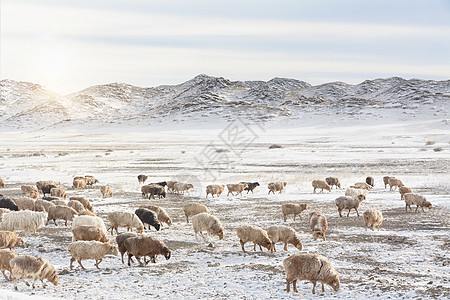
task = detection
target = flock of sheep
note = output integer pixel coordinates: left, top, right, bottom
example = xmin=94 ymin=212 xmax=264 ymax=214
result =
xmin=0 ymin=173 xmax=433 ymax=295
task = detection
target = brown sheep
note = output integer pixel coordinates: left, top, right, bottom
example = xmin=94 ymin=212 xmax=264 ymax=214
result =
xmin=100 ymin=186 xmax=113 ymax=198
xmin=399 ymin=186 xmax=412 ymax=200
xmin=67 ymin=200 xmax=85 ymax=213
xmin=116 ymin=232 xmax=138 ymax=264
xmin=268 ymin=182 xmax=287 ymax=194
xmin=309 ymin=211 xmax=328 ymax=241
xmin=68 ymin=241 xmax=117 ymax=270
xmin=35 ymin=181 xmax=60 ymax=191
xmin=0 ymin=231 xmax=25 ymax=250
xmin=72 ymin=225 xmax=109 ymax=243
xmin=0 ymin=178 xmax=4 ymax=188
xmin=388 ymin=177 xmax=404 ymax=191
xmin=206 ymin=184 xmax=225 ymax=198
xmin=383 ymin=176 xmax=391 ymax=189
xmin=123 ymin=235 xmax=171 ymax=266
xmin=20 ymin=185 xmax=39 ymax=200
xmin=236 ymin=224 xmax=272 ymax=252
xmin=325 ymin=177 xmax=341 ymax=189
xmin=9 ymin=255 xmax=58 ymax=290
xmin=50 ymin=188 xmax=67 ymax=199
xmin=70 ymin=196 xmax=94 ymax=213
xmin=226 ymin=183 xmax=248 ymax=196
xmin=73 ymin=178 xmax=87 ymax=189
xmin=183 ymin=203 xmax=211 ymax=223
xmin=281 ymin=203 xmax=308 ymax=221
xmin=284 ymin=254 xmax=340 ymax=294
xmin=312 ymin=180 xmax=331 ymax=193
xmin=267 ymin=225 xmax=302 ymax=252
xmin=47 ymin=205 xmax=78 ymax=226
xmin=363 ymin=209 xmax=383 ymax=231
xmin=0 ymin=249 xmax=16 ymax=280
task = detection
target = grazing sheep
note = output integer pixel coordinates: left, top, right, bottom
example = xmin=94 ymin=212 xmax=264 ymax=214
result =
xmin=21 ymin=185 xmax=39 ymax=200
xmin=67 ymin=200 xmax=85 ymax=213
xmin=9 ymin=255 xmax=58 ymax=290
xmin=166 ymin=181 xmax=177 ymax=193
xmin=173 ymin=182 xmax=194 ymax=194
xmin=241 ymin=182 xmax=260 ymax=194
xmin=363 ymin=209 xmax=383 ymax=231
xmin=73 ymin=179 xmax=87 ymax=189
xmin=143 ymin=205 xmax=172 ymax=227
xmin=0 ymin=179 xmax=4 ymax=188
xmin=0 ymin=211 xmax=46 ymax=234
xmin=100 ymin=186 xmax=113 ymax=198
xmin=226 ymin=183 xmax=248 ymax=196
xmin=267 ymin=225 xmax=302 ymax=252
xmin=107 ymin=211 xmax=144 ymax=235
xmin=284 ymin=254 xmax=340 ymax=294
xmin=141 ymin=184 xmax=166 ymax=199
xmin=281 ymin=203 xmax=308 ymax=221
xmin=72 ymin=225 xmax=109 ymax=243
xmin=68 ymin=241 xmax=117 ymax=270
xmin=325 ymin=177 xmax=341 ymax=189
xmin=335 ymin=195 xmax=366 ymax=217
xmin=350 ymin=182 xmax=372 ymax=191
xmin=268 ymin=182 xmax=287 ymax=194
xmin=0 ymin=198 xmax=18 ymax=211
xmin=33 ymin=200 xmax=56 ymax=213
xmin=404 ymin=193 xmax=432 ymax=212
xmin=137 ymin=175 xmax=148 ymax=184
xmin=50 ymin=188 xmax=67 ymax=199
xmin=191 ymin=212 xmax=224 ymax=241
xmin=123 ymin=235 xmax=171 ymax=266
xmin=309 ymin=211 xmax=328 ymax=241
xmin=206 ymin=184 xmax=225 ymax=198
xmin=70 ymin=196 xmax=94 ymax=213
xmin=40 ymin=185 xmax=57 ymax=197
xmin=236 ymin=224 xmax=272 ymax=252
xmin=365 ymin=176 xmax=375 ymax=187
xmin=383 ymin=176 xmax=391 ymax=189
xmin=35 ymin=181 xmax=60 ymax=191
xmin=116 ymin=232 xmax=138 ymax=264
xmin=72 ymin=215 xmax=107 ymax=234
xmin=312 ymin=180 xmax=331 ymax=193
xmin=0 ymin=249 xmax=16 ymax=280
xmin=47 ymin=205 xmax=78 ymax=226
xmin=0 ymin=231 xmax=25 ymax=249
xmin=134 ymin=208 xmax=161 ymax=231
xmin=183 ymin=203 xmax=211 ymax=223
xmin=84 ymin=175 xmax=99 ymax=186
xmin=388 ymin=177 xmax=404 ymax=191
xmin=11 ymin=198 xmax=36 ymax=211
xmin=399 ymin=186 xmax=412 ymax=200
xmin=345 ymin=187 xmax=368 ymax=198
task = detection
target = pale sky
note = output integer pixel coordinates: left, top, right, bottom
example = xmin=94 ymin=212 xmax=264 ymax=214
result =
xmin=1 ymin=0 xmax=449 ymax=94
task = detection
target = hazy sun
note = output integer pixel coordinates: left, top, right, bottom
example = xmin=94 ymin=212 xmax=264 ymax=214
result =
xmin=39 ymin=50 xmax=66 ymax=81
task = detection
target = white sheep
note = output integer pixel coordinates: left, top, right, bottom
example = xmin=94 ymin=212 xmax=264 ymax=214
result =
xmin=0 ymin=208 xmax=10 ymax=220
xmin=100 ymin=186 xmax=113 ymax=198
xmin=236 ymin=224 xmax=272 ymax=252
xmin=107 ymin=211 xmax=144 ymax=235
xmin=72 ymin=215 xmax=107 ymax=234
xmin=183 ymin=202 xmax=211 ymax=223
xmin=267 ymin=225 xmax=302 ymax=252
xmin=309 ymin=211 xmax=328 ymax=241
xmin=284 ymin=254 xmax=340 ymax=294
xmin=68 ymin=240 xmax=117 ymax=270
xmin=191 ymin=212 xmax=224 ymax=241
xmin=0 ymin=211 xmax=47 ymax=234
xmin=173 ymin=183 xmax=194 ymax=194
xmin=334 ymin=195 xmax=365 ymax=217
xmin=363 ymin=209 xmax=383 ymax=231
xmin=404 ymin=193 xmax=432 ymax=212
xmin=350 ymin=182 xmax=372 ymax=191
xmin=345 ymin=187 xmax=368 ymax=198
xmin=281 ymin=203 xmax=308 ymax=221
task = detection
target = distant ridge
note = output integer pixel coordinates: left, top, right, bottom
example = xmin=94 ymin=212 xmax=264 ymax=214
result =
xmin=0 ymin=75 xmax=449 ymax=130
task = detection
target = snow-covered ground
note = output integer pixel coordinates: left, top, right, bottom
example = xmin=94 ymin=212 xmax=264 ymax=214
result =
xmin=0 ymin=120 xmax=449 ymax=299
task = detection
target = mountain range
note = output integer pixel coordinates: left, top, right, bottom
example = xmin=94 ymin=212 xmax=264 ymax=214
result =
xmin=0 ymin=74 xmax=449 ymax=130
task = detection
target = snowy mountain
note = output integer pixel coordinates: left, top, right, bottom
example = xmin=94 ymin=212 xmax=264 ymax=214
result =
xmin=0 ymin=74 xmax=449 ymax=130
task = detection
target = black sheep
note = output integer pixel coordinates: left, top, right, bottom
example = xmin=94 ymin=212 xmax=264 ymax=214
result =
xmin=0 ymin=197 xmax=19 ymax=211
xmin=241 ymin=182 xmax=260 ymax=194
xmin=366 ymin=176 xmax=375 ymax=187
xmin=137 ymin=175 xmax=148 ymax=184
xmin=152 ymin=181 xmax=167 ymax=187
xmin=41 ymin=184 xmax=57 ymax=197
xmin=135 ymin=208 xmax=161 ymax=231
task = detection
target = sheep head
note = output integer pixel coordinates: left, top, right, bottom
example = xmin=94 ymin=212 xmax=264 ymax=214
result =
xmin=357 ymin=194 xmax=366 ymax=202
xmin=327 ymin=274 xmax=340 ymax=291
xmin=106 ymin=244 xmax=118 ymax=256
xmin=164 ymin=249 xmax=171 ymax=260
xmin=423 ymin=201 xmax=432 ymax=209
xmin=262 ymin=238 xmax=272 ymax=251
xmin=15 ymin=237 xmax=25 ymax=248
xmin=137 ymin=225 xmax=144 ymax=234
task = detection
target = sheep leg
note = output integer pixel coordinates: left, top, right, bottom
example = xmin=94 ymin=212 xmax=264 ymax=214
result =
xmin=355 ymin=208 xmax=360 ymax=216
xmin=32 ymin=277 xmax=38 ymax=288
xmin=70 ymin=257 xmax=75 ymax=269
xmin=292 ymin=280 xmax=298 ymax=293
xmin=313 ymin=188 xmax=316 ymax=193
xmin=65 ymin=220 xmax=68 ymax=226
xmin=283 ymin=243 xmax=288 ymax=251
xmin=1 ymin=270 xmax=10 ymax=281
xmin=95 ymin=258 xmax=102 ymax=268
xmin=40 ymin=278 xmax=47 ymax=288
xmin=347 ymin=209 xmax=351 ymax=217
xmin=137 ymin=257 xmax=144 ymax=267
xmin=77 ymin=259 xmax=86 ymax=270
xmin=312 ymin=281 xmax=317 ymax=294
xmin=128 ymin=254 xmax=133 ymax=266
xmin=120 ymin=252 xmax=125 ymax=264
xmin=240 ymin=240 xmax=246 ymax=252
xmin=258 ymin=244 xmax=263 ymax=251
xmin=53 ymin=219 xmax=58 ymax=226
xmin=322 ymin=233 xmax=326 ymax=241
xmin=338 ymin=209 xmax=343 ymax=217
xmin=272 ymin=243 xmax=276 ymax=252
xmin=321 ymin=282 xmax=325 ymax=292
xmin=283 ymin=215 xmax=287 ymax=222
xmin=286 ymin=279 xmax=290 ymax=292
xmin=194 ymin=231 xmax=198 ymax=240
xmin=22 ymin=278 xmax=30 ymax=287
xmin=199 ymin=232 xmax=207 ymax=241
xmin=405 ymin=204 xmax=408 ymax=211
xmin=185 ymin=215 xmax=189 ymax=223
